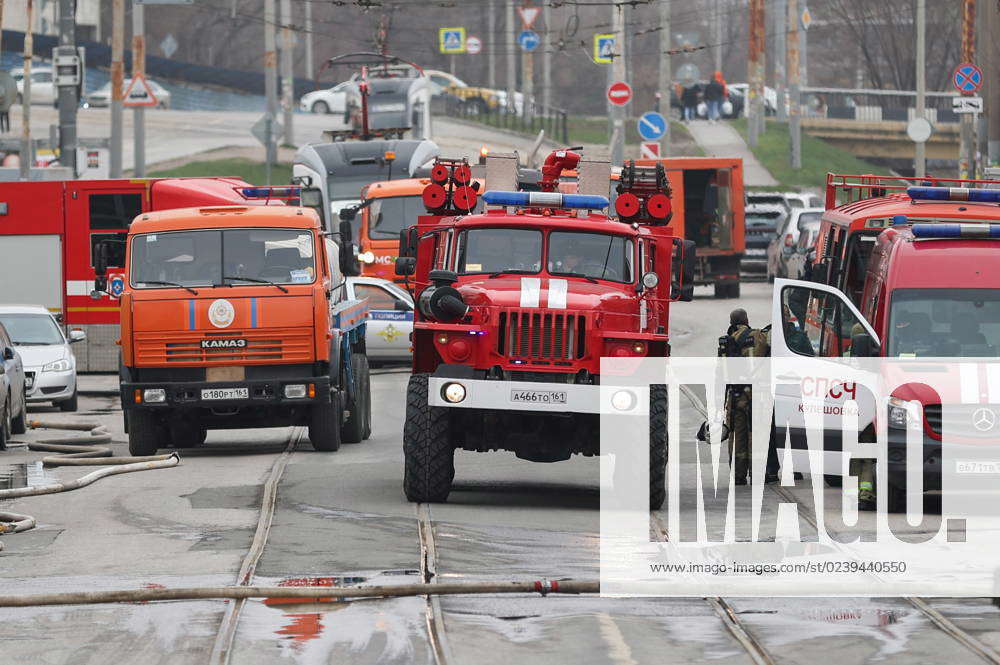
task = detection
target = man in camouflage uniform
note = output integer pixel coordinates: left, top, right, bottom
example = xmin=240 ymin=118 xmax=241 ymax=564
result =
xmin=726 ymin=309 xmax=754 ymax=485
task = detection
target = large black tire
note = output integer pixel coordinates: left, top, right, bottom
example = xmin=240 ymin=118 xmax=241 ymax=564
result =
xmin=11 ymin=391 xmax=26 ymax=434
xmin=128 ymin=410 xmax=164 ymax=457
xmin=360 ymin=355 xmax=372 ymax=440
xmin=309 ymin=391 xmax=342 ymax=452
xmin=403 ymin=374 xmax=454 ymax=503
xmin=650 ymin=385 xmax=668 ymax=510
xmin=341 ymin=354 xmax=371 ymax=444
xmin=886 ymin=480 xmax=907 ymax=513
xmin=58 ymin=390 xmax=78 ymax=413
xmin=0 ymin=397 xmax=10 ymax=450
xmin=713 ymin=281 xmax=740 ymax=299
xmin=170 ymin=421 xmax=207 ymax=448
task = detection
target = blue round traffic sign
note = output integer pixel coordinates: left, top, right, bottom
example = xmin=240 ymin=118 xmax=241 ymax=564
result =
xmin=637 ymin=111 xmax=667 ymax=141
xmin=954 ymin=63 xmax=984 ymax=94
xmin=518 ymin=30 xmax=540 ymax=52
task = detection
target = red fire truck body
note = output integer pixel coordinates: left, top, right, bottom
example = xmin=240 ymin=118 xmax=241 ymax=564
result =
xmin=398 ymin=155 xmax=695 ymax=506
xmin=0 ymin=178 xmax=275 ymax=371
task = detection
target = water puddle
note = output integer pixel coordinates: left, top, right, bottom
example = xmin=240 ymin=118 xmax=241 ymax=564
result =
xmin=0 ymin=462 xmax=58 ymax=490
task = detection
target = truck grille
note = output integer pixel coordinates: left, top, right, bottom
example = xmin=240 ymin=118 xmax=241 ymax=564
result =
xmin=134 ymin=328 xmax=313 ymax=365
xmin=925 ymin=404 xmax=1000 ymax=439
xmin=497 ymin=310 xmax=586 ymax=360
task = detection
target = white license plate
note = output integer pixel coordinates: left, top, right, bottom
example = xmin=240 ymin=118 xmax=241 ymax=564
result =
xmin=745 ymin=248 xmax=766 ymax=256
xmin=510 ymin=389 xmax=567 ymax=405
xmin=24 ymin=375 xmax=34 ymax=389
xmin=201 ymin=387 xmax=249 ymax=401
xmin=956 ymin=460 xmax=1000 ymax=474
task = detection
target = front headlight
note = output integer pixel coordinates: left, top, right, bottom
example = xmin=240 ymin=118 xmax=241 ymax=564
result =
xmin=43 ymin=358 xmax=72 ymax=372
xmin=888 ymin=397 xmax=921 ymax=430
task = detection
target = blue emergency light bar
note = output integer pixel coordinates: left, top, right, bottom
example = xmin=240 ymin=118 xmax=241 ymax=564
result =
xmin=241 ymin=186 xmax=300 ymax=198
xmin=912 ymin=223 xmax=1000 ymax=238
xmin=482 ymin=190 xmax=609 ymax=210
xmin=907 ymin=186 xmax=1000 ymax=203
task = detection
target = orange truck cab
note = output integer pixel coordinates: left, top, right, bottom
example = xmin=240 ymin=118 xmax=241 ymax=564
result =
xmin=96 ymin=205 xmax=371 ymax=455
xmin=353 ymin=178 xmax=429 ymax=282
xmin=772 ymin=183 xmax=1000 ymax=511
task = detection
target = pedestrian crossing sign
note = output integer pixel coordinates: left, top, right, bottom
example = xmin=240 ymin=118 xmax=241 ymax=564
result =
xmin=594 ymin=34 xmax=615 ymax=64
xmin=439 ymin=27 xmax=467 ymax=54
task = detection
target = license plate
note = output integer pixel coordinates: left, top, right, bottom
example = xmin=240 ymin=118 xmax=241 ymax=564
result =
xmin=201 ymin=387 xmax=249 ymax=401
xmin=745 ymin=248 xmax=766 ymax=256
xmin=956 ymin=460 xmax=1000 ymax=474
xmin=510 ymin=389 xmax=567 ymax=405
xmin=24 ymin=374 xmax=34 ymax=389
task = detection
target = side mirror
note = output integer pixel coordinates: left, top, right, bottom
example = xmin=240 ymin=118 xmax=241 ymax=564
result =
xmin=395 ymin=256 xmax=417 ymax=276
xmin=339 ymin=207 xmax=357 ymax=222
xmin=93 ymin=240 xmax=110 ymax=294
xmin=398 ymin=227 xmax=419 ymax=258
xmin=3 ymin=347 xmax=14 ymax=361
xmin=68 ymin=329 xmax=86 ymax=343
xmin=850 ymin=332 xmax=879 ymax=358
xmin=670 ymin=238 xmax=696 ymax=302
xmin=300 ymin=187 xmax=322 ymax=209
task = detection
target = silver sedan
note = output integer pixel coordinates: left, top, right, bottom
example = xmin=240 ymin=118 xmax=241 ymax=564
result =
xmin=346 ymin=276 xmax=413 ymax=364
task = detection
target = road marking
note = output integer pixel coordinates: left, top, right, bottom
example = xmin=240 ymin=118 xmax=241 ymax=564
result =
xmin=596 ymin=613 xmax=638 ymax=665
xmin=417 ymin=503 xmax=454 ymax=665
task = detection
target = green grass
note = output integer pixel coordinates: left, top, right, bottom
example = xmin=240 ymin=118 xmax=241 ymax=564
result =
xmin=148 ymin=158 xmax=293 ymax=185
xmin=730 ymin=118 xmax=880 ymax=190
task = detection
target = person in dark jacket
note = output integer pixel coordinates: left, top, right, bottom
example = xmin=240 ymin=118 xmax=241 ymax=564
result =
xmin=705 ymin=72 xmax=727 ymax=122
xmin=681 ymin=84 xmax=700 ymax=122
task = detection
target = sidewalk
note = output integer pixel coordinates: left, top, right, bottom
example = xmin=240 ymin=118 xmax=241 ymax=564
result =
xmin=683 ymin=120 xmax=779 ymax=187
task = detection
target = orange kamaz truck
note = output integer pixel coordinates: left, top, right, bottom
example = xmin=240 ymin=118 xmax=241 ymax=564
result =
xmin=93 ymin=205 xmax=370 ymax=454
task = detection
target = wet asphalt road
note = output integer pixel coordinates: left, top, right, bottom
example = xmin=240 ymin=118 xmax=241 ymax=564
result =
xmin=2 ymin=282 xmax=1000 ymax=664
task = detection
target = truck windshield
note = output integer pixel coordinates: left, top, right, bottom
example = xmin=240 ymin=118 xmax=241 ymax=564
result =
xmin=130 ymin=228 xmax=316 ymax=288
xmin=549 ymin=231 xmax=634 ymax=283
xmin=368 ymin=195 xmax=424 ymax=240
xmin=889 ymin=289 xmax=1000 ymax=357
xmin=456 ymin=228 xmax=542 ymax=274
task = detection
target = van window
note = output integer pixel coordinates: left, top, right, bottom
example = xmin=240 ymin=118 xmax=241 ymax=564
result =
xmin=888 ymin=289 xmax=1000 ymax=358
xmin=782 ymin=286 xmax=867 ymax=357
xmin=368 ymin=195 xmax=424 ymax=240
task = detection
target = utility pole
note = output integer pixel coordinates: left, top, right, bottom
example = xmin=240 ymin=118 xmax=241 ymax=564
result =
xmin=56 ymin=0 xmax=78 ymax=176
xmin=983 ymin=0 xmax=999 ymax=165
xmin=505 ymin=0 xmax=515 ymax=112
xmin=264 ymin=0 xmax=277 ymax=185
xmin=914 ymin=0 xmax=926 ymax=177
xmin=541 ymin=0 xmax=551 ymax=109
xmin=304 ymin=0 xmax=313 ymax=79
xmin=609 ymin=4 xmax=625 ymax=165
xmin=132 ymin=0 xmax=145 ymax=177
xmin=775 ymin=0 xmax=787 ymax=122
xmin=799 ymin=5 xmax=808 ymax=87
xmin=714 ymin=0 xmax=722 ymax=73
xmin=110 ymin=0 xmax=123 ymax=178
xmin=487 ymin=0 xmax=496 ymax=89
xmin=521 ymin=3 xmax=533 ymax=114
xmin=788 ymin=0 xmax=801 ymax=169
xmin=19 ymin=0 xmax=32 ymax=180
xmin=658 ymin=0 xmax=671 ymax=151
xmin=748 ymin=0 xmax=764 ymax=147
xmin=280 ymin=0 xmax=294 ymax=147
xmin=961 ymin=0 xmax=976 ymax=177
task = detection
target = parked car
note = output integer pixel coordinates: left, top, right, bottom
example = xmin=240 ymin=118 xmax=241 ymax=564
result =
xmin=743 ymin=204 xmax=787 ymax=273
xmin=346 ymin=276 xmax=413 ymax=364
xmin=767 ymin=207 xmax=824 ymax=280
xmin=424 ymin=69 xmax=524 ymax=115
xmin=11 ymin=65 xmax=56 ymax=105
xmin=299 ymin=80 xmax=359 ymax=120
xmin=728 ymin=83 xmax=779 ymax=116
xmin=85 ymin=78 xmax=171 ymax=109
xmin=783 ymin=192 xmax=823 ymax=209
xmin=784 ymin=219 xmax=822 ymax=280
xmin=0 ymin=318 xmax=28 ymax=448
xmin=0 ymin=305 xmax=83 ymax=412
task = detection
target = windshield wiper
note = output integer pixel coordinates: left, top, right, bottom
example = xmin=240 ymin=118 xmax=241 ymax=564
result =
xmin=487 ymin=269 xmax=536 ymax=278
xmin=222 ymin=276 xmax=289 ymax=293
xmin=550 ymin=271 xmax=598 ymax=284
xmin=139 ymin=280 xmax=199 ymax=295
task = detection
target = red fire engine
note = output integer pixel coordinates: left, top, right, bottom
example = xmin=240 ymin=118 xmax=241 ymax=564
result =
xmin=0 ymin=178 xmax=287 ymax=371
xmin=395 ymin=151 xmax=695 ymax=507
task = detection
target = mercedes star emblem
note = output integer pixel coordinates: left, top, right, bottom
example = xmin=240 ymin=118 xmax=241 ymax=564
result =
xmin=972 ymin=407 xmax=997 ymax=432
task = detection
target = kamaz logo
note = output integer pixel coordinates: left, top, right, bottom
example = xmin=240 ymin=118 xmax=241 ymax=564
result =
xmin=201 ymin=338 xmax=248 ymax=349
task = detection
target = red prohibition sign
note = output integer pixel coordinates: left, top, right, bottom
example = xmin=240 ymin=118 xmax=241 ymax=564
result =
xmin=607 ymin=81 xmax=633 ymax=106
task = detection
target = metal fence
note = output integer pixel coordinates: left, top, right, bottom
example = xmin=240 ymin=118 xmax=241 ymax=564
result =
xmin=438 ymin=94 xmax=569 ymax=145
xmin=799 ymin=87 xmax=962 ymax=124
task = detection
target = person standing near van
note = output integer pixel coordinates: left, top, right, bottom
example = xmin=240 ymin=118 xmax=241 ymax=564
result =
xmin=705 ymin=72 xmax=727 ymax=123
xmin=681 ymin=84 xmax=700 ymax=122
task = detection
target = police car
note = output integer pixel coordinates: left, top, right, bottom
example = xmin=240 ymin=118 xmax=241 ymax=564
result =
xmin=346 ymin=276 xmax=413 ymax=363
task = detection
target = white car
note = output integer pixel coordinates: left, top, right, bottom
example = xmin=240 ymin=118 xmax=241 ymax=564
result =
xmin=12 ymin=65 xmax=56 ymax=105
xmin=299 ymin=81 xmax=357 ymax=119
xmin=85 ymin=78 xmax=172 ymax=109
xmin=729 ymin=83 xmax=779 ymax=116
xmin=0 ymin=305 xmax=84 ymax=411
xmin=347 ymin=276 xmax=413 ymax=364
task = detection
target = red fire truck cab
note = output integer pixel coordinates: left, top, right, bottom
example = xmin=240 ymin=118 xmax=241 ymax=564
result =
xmin=773 ymin=184 xmax=1000 ymax=511
xmin=396 ymin=155 xmax=695 ymax=507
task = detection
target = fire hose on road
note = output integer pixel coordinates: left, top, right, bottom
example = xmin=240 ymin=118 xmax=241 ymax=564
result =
xmin=0 ymin=420 xmax=180 ymax=550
